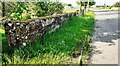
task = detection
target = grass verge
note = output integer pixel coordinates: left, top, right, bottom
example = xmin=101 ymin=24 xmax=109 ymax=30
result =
xmin=2 ymin=11 xmax=95 ymax=64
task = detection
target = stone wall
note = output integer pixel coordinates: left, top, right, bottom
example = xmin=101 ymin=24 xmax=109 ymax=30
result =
xmin=4 ymin=12 xmax=77 ymax=48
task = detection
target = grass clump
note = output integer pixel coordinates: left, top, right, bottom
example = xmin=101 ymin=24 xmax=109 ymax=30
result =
xmin=2 ymin=11 xmax=95 ymax=64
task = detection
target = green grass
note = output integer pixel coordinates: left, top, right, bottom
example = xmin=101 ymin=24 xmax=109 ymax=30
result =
xmin=0 ymin=27 xmax=5 ymax=51
xmin=0 ymin=28 xmax=4 ymax=65
xmin=0 ymin=28 xmax=6 ymax=51
xmin=0 ymin=28 xmax=5 ymax=34
xmin=2 ymin=11 xmax=95 ymax=64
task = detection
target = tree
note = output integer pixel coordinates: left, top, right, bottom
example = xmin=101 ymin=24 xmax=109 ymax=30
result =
xmin=67 ymin=4 xmax=72 ymax=7
xmin=76 ymin=0 xmax=96 ymax=6
xmin=76 ymin=0 xmax=95 ymax=16
xmin=113 ymin=1 xmax=120 ymax=7
xmin=89 ymin=1 xmax=96 ymax=6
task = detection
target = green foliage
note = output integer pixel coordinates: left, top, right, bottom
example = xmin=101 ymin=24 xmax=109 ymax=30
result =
xmin=2 ymin=11 xmax=95 ymax=64
xmin=89 ymin=1 xmax=96 ymax=6
xmin=47 ymin=2 xmax=64 ymax=15
xmin=113 ymin=1 xmax=120 ymax=7
xmin=67 ymin=4 xmax=72 ymax=7
xmin=76 ymin=1 xmax=80 ymax=5
xmin=76 ymin=1 xmax=96 ymax=6
xmin=4 ymin=2 xmax=27 ymax=20
xmin=4 ymin=2 xmax=64 ymax=20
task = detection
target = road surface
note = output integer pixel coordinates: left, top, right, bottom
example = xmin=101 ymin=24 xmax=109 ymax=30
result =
xmin=90 ymin=10 xmax=118 ymax=64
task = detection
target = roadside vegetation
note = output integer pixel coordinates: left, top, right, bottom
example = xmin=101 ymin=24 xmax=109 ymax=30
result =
xmin=102 ymin=6 xmax=112 ymax=10
xmin=113 ymin=1 xmax=120 ymax=7
xmin=100 ymin=1 xmax=120 ymax=10
xmin=0 ymin=1 xmax=95 ymax=64
xmin=2 ymin=11 xmax=95 ymax=64
xmin=0 ymin=2 xmax=64 ymax=20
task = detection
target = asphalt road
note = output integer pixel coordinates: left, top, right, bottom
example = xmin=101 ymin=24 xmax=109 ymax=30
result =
xmin=90 ymin=10 xmax=118 ymax=64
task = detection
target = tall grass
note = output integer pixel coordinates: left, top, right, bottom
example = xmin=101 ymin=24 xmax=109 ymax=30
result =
xmin=2 ymin=11 xmax=95 ymax=64
xmin=0 ymin=26 xmax=5 ymax=65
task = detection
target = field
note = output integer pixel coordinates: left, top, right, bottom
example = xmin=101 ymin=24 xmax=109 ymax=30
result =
xmin=63 ymin=8 xmax=78 ymax=13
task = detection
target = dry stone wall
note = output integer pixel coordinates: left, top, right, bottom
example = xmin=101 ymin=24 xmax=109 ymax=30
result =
xmin=4 ymin=12 xmax=77 ymax=48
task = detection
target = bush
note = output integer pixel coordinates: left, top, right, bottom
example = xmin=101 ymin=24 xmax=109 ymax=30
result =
xmin=47 ymin=2 xmax=64 ymax=15
xmin=2 ymin=2 xmax=64 ymax=20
